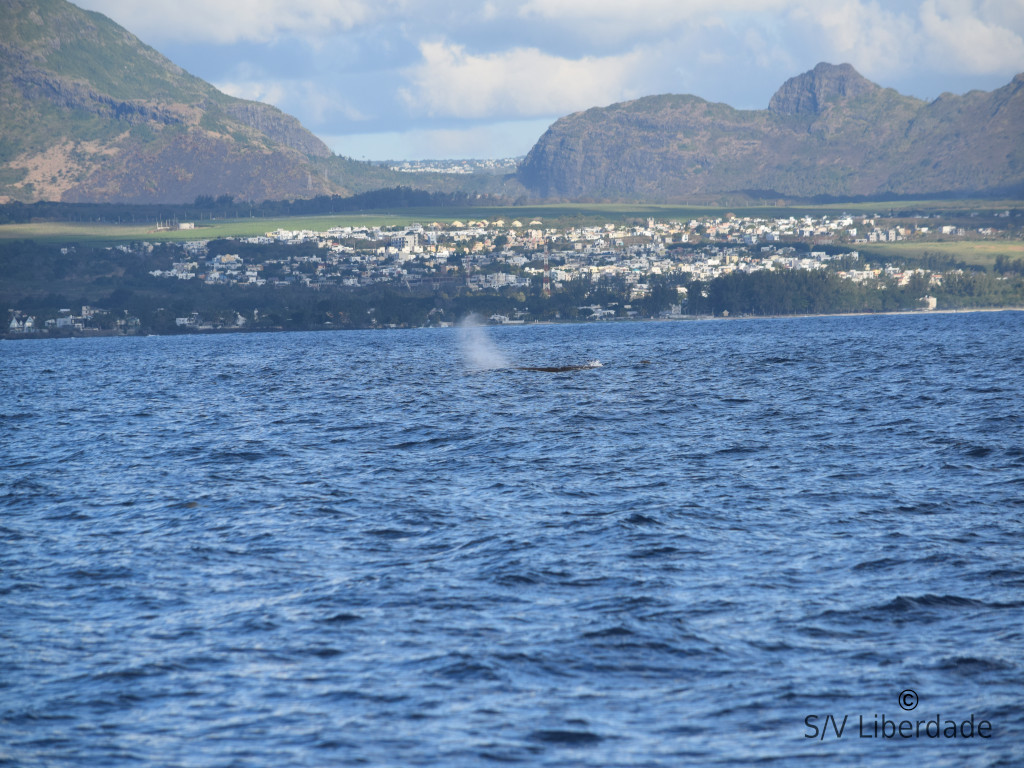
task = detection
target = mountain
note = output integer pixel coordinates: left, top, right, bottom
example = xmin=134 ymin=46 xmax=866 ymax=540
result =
xmin=0 ymin=0 xmax=395 ymax=203
xmin=517 ymin=63 xmax=1024 ymax=202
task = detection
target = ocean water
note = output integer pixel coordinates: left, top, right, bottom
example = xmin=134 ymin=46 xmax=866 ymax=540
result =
xmin=2 ymin=312 xmax=1023 ymax=767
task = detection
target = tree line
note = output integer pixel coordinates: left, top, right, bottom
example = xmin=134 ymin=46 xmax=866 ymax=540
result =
xmin=4 ymin=239 xmax=1024 ymax=337
xmin=0 ymin=188 xmax=481 ymax=225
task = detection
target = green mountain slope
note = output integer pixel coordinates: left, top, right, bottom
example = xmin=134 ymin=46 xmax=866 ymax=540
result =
xmin=0 ymin=0 xmax=405 ymax=203
xmin=517 ymin=63 xmax=1024 ymax=202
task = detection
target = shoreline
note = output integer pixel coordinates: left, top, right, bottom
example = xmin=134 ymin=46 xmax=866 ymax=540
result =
xmin=689 ymin=306 xmax=1024 ymax=322
xmin=5 ymin=306 xmax=1024 ymax=341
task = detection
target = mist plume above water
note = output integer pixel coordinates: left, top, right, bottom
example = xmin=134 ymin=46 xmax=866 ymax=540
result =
xmin=457 ymin=314 xmax=509 ymax=371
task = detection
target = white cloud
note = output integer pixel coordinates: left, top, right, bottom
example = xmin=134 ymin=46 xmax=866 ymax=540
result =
xmin=215 ymin=77 xmax=368 ymax=124
xmin=742 ymin=27 xmax=797 ymax=72
xmin=777 ymin=0 xmax=1024 ymax=82
xmin=77 ymin=0 xmax=380 ymax=43
xmin=518 ymin=0 xmax=792 ymax=26
xmin=400 ymin=41 xmax=647 ymax=119
xmin=516 ymin=0 xmax=1024 ymax=78
xmin=514 ymin=1 xmax=760 ymax=50
xmin=216 ymin=79 xmax=290 ymax=108
xmin=789 ymin=1 xmax=920 ymax=78
xmin=978 ymin=0 xmax=1024 ymax=30
xmin=919 ymin=0 xmax=1024 ymax=73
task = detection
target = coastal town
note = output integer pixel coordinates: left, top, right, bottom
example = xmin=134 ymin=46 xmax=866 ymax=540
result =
xmin=151 ymin=213 xmax=995 ymax=293
xmin=6 ymin=210 xmax=1022 ymax=335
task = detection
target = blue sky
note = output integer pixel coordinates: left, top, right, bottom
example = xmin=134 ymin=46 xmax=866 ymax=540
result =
xmin=75 ymin=0 xmax=1024 ymax=161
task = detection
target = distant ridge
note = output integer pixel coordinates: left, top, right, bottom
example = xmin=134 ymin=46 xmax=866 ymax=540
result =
xmin=0 ymin=0 xmax=407 ymax=203
xmin=517 ymin=63 xmax=1024 ymax=202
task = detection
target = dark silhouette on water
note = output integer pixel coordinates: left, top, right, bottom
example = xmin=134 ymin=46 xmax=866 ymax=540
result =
xmin=515 ymin=363 xmax=601 ymax=372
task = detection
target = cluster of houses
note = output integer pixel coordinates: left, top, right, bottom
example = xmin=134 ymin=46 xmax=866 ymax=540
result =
xmin=139 ymin=213 xmax=976 ymax=301
xmin=7 ymin=211 xmax=995 ymax=334
xmin=7 ymin=306 xmax=140 ymax=335
xmin=388 ymin=158 xmax=519 ymax=175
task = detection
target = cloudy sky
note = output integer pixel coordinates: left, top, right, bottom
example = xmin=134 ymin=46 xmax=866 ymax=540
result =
xmin=75 ymin=0 xmax=1024 ymax=161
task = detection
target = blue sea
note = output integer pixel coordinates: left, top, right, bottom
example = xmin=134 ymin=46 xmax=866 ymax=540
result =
xmin=2 ymin=312 xmax=1023 ymax=767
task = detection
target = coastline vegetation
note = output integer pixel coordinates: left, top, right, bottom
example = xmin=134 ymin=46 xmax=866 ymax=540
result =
xmin=3 ymin=198 xmax=1022 ymax=338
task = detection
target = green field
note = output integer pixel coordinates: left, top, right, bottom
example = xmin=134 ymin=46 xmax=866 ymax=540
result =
xmin=858 ymin=240 xmax=1024 ymax=267
xmin=0 ymin=216 xmax=416 ymax=244
xmin=0 ymin=204 xmax=747 ymax=244
xmin=1 ymin=199 xmax=1021 ymax=245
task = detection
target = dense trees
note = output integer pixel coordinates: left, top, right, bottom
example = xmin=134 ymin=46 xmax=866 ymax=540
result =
xmin=5 ymin=237 xmax=1024 ymax=337
xmin=686 ymin=270 xmax=892 ymax=315
xmin=0 ymin=189 xmax=475 ymax=225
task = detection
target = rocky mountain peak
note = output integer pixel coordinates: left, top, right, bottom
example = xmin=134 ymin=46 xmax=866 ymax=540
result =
xmin=768 ymin=62 xmax=878 ymax=116
xmin=516 ymin=64 xmax=1024 ymax=201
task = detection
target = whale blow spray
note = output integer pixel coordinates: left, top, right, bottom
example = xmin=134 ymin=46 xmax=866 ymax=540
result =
xmin=457 ymin=314 xmax=509 ymax=371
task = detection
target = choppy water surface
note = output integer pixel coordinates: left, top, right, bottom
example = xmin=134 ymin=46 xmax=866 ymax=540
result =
xmin=3 ymin=313 xmax=1023 ymax=766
